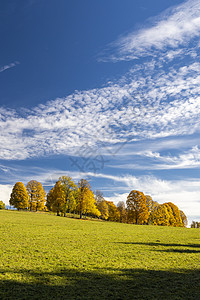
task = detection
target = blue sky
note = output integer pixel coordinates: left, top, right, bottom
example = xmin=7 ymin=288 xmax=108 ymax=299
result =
xmin=1 ymin=0 xmax=200 ymax=224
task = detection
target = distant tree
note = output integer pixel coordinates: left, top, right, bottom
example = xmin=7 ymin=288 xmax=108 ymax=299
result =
xmin=0 ymin=201 xmax=5 ymax=209
xmin=126 ymin=190 xmax=149 ymax=224
xmin=191 ymin=221 xmax=200 ymax=228
xmin=95 ymin=190 xmax=104 ymax=204
xmin=9 ymin=182 xmax=29 ymax=210
xmin=191 ymin=221 xmax=196 ymax=228
xmin=26 ymin=180 xmax=46 ymax=211
xmin=77 ymin=179 xmax=100 ymax=219
xmin=180 ymin=210 xmax=188 ymax=227
xmin=59 ymin=176 xmax=78 ymax=215
xmin=106 ymin=201 xmax=120 ymax=222
xmin=117 ymin=201 xmax=127 ymax=223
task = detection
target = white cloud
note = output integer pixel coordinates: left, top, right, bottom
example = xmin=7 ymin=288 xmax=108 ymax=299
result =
xmin=102 ymin=0 xmax=200 ymax=61
xmin=141 ymin=146 xmax=200 ymax=169
xmin=0 ymin=184 xmax=13 ymax=205
xmin=90 ymin=172 xmax=200 ymax=224
xmin=1 ymin=2 xmax=200 ymax=162
xmin=0 ymin=61 xmax=19 ymax=73
xmin=1 ymin=57 xmax=200 ymax=160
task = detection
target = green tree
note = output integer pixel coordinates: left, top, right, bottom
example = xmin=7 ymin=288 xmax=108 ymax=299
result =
xmin=59 ymin=176 xmax=77 ymax=215
xmin=26 ymin=180 xmax=46 ymax=211
xmin=9 ymin=182 xmax=29 ymax=210
xmin=127 ymin=190 xmax=149 ymax=224
xmin=0 ymin=201 xmax=5 ymax=209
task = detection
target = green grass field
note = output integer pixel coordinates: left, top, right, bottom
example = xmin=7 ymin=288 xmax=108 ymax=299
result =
xmin=0 ymin=210 xmax=199 ymax=299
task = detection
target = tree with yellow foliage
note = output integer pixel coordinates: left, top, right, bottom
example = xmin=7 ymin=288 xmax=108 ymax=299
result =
xmin=95 ymin=190 xmax=109 ymax=220
xmin=164 ymin=202 xmax=183 ymax=227
xmin=9 ymin=182 xmax=29 ymax=210
xmin=0 ymin=201 xmax=5 ymax=209
xmin=117 ymin=201 xmax=127 ymax=223
xmin=46 ymin=181 xmax=66 ymax=216
xmin=106 ymin=201 xmax=120 ymax=222
xmin=149 ymin=204 xmax=171 ymax=226
xmin=77 ymin=179 xmax=100 ymax=219
xmin=59 ymin=176 xmax=78 ymax=215
xmin=26 ymin=180 xmax=46 ymax=211
xmin=97 ymin=200 xmax=109 ymax=220
xmin=127 ymin=190 xmax=149 ymax=224
xmin=149 ymin=202 xmax=185 ymax=227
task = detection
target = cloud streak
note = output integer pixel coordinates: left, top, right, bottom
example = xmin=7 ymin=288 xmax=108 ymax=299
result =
xmin=0 ymin=61 xmax=19 ymax=73
xmin=101 ymin=0 xmax=200 ymax=61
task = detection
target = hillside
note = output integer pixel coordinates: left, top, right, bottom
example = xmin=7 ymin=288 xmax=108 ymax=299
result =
xmin=0 ymin=210 xmax=199 ymax=299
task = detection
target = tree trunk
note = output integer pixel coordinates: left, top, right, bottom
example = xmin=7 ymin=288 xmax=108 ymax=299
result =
xmin=80 ymin=211 xmax=82 ymax=219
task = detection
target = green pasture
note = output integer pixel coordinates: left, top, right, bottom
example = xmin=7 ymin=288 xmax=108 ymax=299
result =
xmin=0 ymin=210 xmax=199 ymax=299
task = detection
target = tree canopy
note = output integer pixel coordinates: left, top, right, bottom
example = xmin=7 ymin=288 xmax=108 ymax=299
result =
xmin=0 ymin=201 xmax=5 ymax=209
xmin=8 ymin=177 xmax=187 ymax=227
xmin=26 ymin=180 xmax=46 ymax=211
xmin=9 ymin=182 xmax=29 ymax=210
xmin=77 ymin=180 xmax=100 ymax=219
xmin=127 ymin=190 xmax=149 ymax=224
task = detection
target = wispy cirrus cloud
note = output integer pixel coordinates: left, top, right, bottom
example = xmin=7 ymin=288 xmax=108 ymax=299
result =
xmin=108 ymin=145 xmax=200 ymax=171
xmin=100 ymin=0 xmax=200 ymax=61
xmin=1 ymin=0 xmax=200 ymax=165
xmin=0 ymin=61 xmax=19 ymax=73
xmin=141 ymin=146 xmax=200 ymax=169
xmin=1 ymin=57 xmax=200 ymax=160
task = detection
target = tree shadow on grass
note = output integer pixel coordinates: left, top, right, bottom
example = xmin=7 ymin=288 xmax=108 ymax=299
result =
xmin=155 ymin=249 xmax=200 ymax=254
xmin=0 ymin=268 xmax=199 ymax=300
xmin=116 ymin=242 xmax=200 ymax=254
xmin=116 ymin=242 xmax=200 ymax=248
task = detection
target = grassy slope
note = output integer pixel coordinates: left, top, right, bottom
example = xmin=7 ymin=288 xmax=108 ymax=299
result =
xmin=0 ymin=210 xmax=199 ymax=300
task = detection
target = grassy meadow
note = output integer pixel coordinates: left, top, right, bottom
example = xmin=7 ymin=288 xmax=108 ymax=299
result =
xmin=0 ymin=210 xmax=199 ymax=299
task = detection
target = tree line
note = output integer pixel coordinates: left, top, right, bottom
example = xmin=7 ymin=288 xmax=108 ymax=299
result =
xmin=9 ymin=176 xmax=188 ymax=227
